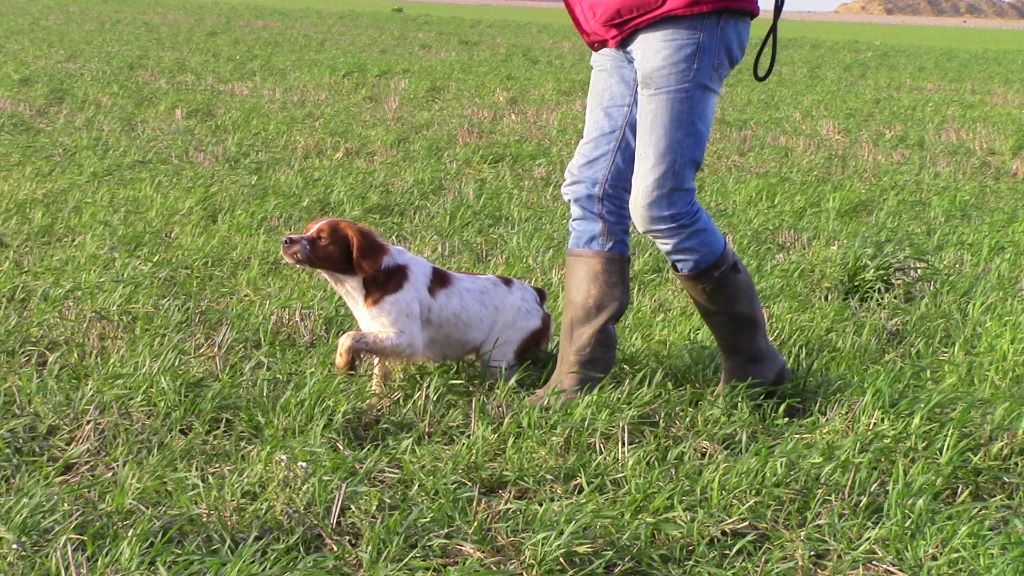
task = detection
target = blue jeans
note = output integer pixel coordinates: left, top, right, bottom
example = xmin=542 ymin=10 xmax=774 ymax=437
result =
xmin=562 ymin=12 xmax=751 ymax=275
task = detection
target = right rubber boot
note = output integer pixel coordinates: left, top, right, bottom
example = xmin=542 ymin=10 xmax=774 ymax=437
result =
xmin=675 ymin=245 xmax=788 ymax=395
xmin=528 ymin=250 xmax=630 ymax=407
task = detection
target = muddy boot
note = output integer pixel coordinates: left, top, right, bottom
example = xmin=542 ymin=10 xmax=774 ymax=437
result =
xmin=676 ymin=246 xmax=788 ymax=394
xmin=528 ymin=250 xmax=630 ymax=406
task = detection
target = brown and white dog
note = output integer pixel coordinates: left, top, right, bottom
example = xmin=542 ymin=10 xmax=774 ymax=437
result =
xmin=281 ymin=218 xmax=551 ymax=395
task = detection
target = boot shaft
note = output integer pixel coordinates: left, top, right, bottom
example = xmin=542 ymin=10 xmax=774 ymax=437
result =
xmin=529 ymin=250 xmax=630 ymax=405
xmin=676 ymin=246 xmax=788 ymax=390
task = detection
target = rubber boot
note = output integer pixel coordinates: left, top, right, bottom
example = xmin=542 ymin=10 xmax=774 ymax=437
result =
xmin=676 ymin=246 xmax=788 ymax=394
xmin=528 ymin=250 xmax=630 ymax=406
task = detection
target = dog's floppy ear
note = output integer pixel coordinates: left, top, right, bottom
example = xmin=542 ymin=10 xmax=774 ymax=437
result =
xmin=342 ymin=221 xmax=389 ymax=277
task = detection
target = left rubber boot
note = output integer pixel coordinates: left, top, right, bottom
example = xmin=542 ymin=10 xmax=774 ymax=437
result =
xmin=528 ymin=250 xmax=630 ymax=406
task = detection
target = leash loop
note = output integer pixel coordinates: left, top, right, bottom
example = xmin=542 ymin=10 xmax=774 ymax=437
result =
xmin=753 ymin=0 xmax=784 ymax=82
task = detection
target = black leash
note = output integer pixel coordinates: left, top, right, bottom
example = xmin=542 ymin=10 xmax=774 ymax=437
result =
xmin=753 ymin=0 xmax=784 ymax=82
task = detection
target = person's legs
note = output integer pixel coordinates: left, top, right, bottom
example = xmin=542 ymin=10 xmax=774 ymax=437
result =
xmin=529 ymin=48 xmax=637 ymax=406
xmin=535 ymin=13 xmax=787 ymax=405
xmin=627 ymin=12 xmax=787 ymax=391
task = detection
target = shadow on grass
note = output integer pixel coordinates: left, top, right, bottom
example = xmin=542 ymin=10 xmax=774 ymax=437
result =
xmin=620 ymin=341 xmax=845 ymax=421
xmin=329 ymin=352 xmax=558 ymax=448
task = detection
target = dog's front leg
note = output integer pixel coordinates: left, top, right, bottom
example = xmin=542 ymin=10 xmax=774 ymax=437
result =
xmin=338 ymin=331 xmax=416 ymax=405
xmin=371 ymin=356 xmax=393 ymax=395
xmin=335 ymin=330 xmax=419 ymax=373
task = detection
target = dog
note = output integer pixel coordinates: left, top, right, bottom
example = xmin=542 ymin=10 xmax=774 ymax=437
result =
xmin=281 ymin=218 xmax=550 ymax=396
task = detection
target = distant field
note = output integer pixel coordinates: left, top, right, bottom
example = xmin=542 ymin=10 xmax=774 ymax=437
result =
xmin=2 ymin=0 xmax=1023 ymax=574
xmin=226 ymin=0 xmax=1024 ymax=44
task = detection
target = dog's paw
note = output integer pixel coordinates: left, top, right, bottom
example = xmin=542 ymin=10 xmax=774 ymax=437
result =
xmin=363 ymin=393 xmax=383 ymax=411
xmin=335 ymin=332 xmax=363 ymax=373
xmin=335 ymin=349 xmax=361 ymax=373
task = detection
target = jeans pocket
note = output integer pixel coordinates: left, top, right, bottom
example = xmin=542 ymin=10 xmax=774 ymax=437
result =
xmin=587 ymin=0 xmax=666 ymax=26
xmin=713 ymin=12 xmax=752 ymax=79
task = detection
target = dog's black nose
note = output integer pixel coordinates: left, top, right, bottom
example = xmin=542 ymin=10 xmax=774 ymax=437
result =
xmin=282 ymin=236 xmax=295 ymax=247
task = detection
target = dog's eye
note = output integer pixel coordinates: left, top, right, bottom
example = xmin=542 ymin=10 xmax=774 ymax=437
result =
xmin=317 ymin=234 xmax=328 ymax=244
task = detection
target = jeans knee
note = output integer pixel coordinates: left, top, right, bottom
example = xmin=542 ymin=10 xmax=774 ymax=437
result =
xmin=630 ymin=204 xmax=657 ymax=237
xmin=629 ymin=191 xmax=703 ymax=239
xmin=560 ymin=173 xmax=589 ymax=206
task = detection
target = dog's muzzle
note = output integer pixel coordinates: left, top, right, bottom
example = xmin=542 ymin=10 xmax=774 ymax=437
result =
xmin=281 ymin=235 xmax=307 ymax=265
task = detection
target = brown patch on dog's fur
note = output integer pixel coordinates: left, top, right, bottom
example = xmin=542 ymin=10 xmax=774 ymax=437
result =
xmin=515 ymin=312 xmax=551 ymax=363
xmin=364 ymin=264 xmax=410 ymax=307
xmin=428 ymin=266 xmax=453 ymax=298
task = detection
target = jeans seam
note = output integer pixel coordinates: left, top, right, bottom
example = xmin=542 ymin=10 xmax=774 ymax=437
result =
xmin=713 ymin=14 xmax=726 ymax=73
xmin=692 ymin=14 xmax=708 ymax=74
xmin=596 ymin=69 xmax=637 ymax=250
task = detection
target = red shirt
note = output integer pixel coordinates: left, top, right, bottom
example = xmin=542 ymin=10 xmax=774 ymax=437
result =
xmin=562 ymin=0 xmax=760 ymax=51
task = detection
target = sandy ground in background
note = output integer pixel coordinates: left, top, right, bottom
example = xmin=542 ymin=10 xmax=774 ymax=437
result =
xmin=771 ymin=10 xmax=1024 ymax=29
xmin=405 ymin=0 xmax=1024 ymax=29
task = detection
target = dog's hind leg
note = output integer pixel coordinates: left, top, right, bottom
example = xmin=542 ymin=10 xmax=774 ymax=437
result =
xmin=485 ymin=361 xmax=519 ymax=381
xmin=481 ymin=340 xmax=520 ymax=381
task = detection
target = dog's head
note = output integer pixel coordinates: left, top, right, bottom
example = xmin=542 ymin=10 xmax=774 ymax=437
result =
xmin=281 ymin=218 xmax=388 ymax=277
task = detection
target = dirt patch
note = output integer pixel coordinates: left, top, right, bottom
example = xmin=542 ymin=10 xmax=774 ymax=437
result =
xmin=776 ymin=9 xmax=1024 ymax=29
xmin=837 ymin=0 xmax=1024 ymax=20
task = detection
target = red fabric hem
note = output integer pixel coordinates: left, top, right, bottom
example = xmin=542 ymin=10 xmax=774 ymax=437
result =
xmin=563 ymin=1 xmax=760 ymax=51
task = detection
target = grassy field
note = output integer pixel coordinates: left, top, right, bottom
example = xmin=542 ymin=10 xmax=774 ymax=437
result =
xmin=2 ymin=0 xmax=1023 ymax=573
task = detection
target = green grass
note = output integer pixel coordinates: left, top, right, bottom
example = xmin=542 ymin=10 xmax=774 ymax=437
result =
xmin=2 ymin=0 xmax=1023 ymax=574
